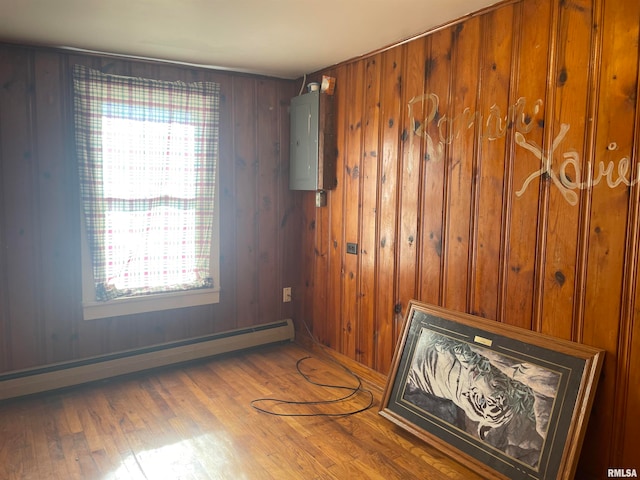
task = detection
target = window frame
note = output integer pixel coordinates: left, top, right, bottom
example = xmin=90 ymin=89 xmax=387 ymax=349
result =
xmin=74 ymin=66 xmax=221 ymax=321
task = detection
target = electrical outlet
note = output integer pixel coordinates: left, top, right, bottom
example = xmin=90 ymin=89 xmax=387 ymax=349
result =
xmin=283 ymin=287 xmax=292 ymax=303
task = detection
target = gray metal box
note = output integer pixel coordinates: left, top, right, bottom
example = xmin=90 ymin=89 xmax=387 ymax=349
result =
xmin=289 ymin=91 xmax=336 ymax=191
xmin=290 ymin=91 xmax=319 ymax=190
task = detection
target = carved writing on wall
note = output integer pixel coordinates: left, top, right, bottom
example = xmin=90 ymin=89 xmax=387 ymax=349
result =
xmin=408 ymin=94 xmax=634 ymax=205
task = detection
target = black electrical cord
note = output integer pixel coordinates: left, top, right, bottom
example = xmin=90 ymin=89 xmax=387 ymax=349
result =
xmin=250 ymin=355 xmax=374 ymax=417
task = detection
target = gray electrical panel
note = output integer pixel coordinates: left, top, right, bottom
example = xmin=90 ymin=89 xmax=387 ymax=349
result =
xmin=289 ymin=90 xmax=336 ymax=191
xmin=290 ymin=91 xmax=319 ymax=190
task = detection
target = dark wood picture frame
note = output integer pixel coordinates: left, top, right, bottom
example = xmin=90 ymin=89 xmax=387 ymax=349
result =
xmin=379 ymin=301 xmax=604 ymax=480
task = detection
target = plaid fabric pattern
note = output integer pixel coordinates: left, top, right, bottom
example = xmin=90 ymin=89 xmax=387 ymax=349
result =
xmin=73 ymin=65 xmax=220 ymax=301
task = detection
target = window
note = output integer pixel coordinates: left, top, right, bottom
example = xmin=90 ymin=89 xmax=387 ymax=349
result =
xmin=73 ymin=65 xmax=220 ymax=320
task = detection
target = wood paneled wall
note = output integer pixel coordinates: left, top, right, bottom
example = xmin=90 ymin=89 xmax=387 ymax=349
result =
xmin=301 ymin=0 xmax=640 ymax=476
xmin=0 ymin=45 xmax=299 ymax=371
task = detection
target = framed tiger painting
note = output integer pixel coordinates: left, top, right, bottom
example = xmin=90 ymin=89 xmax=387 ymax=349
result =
xmin=379 ymin=301 xmax=604 ymax=480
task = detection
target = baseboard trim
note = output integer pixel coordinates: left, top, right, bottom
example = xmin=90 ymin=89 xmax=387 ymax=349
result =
xmin=0 ymin=319 xmax=294 ymax=400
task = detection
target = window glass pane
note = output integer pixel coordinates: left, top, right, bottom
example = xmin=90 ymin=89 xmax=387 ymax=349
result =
xmin=105 ymin=208 xmax=197 ymax=290
xmin=102 ymin=113 xmax=196 ymax=200
xmin=101 ymin=106 xmax=200 ymax=291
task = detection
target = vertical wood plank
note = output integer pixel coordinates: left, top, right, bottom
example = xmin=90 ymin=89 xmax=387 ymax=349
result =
xmin=375 ymin=46 xmax=403 ymax=373
xmin=256 ymin=79 xmax=280 ymax=324
xmin=442 ymin=19 xmax=481 ymax=313
xmin=357 ymin=55 xmax=381 ymax=368
xmin=342 ymin=62 xmax=364 ymax=359
xmin=503 ymin=0 xmax=550 ymax=330
xmin=326 ymin=64 xmax=349 ymax=351
xmin=34 ymin=51 xmax=81 ymax=364
xmin=0 ymin=51 xmax=9 ymax=373
xmin=419 ymin=30 xmax=450 ymax=307
xmin=210 ymin=71 xmax=238 ymax=334
xmin=0 ymin=83 xmax=5 ymax=373
xmin=395 ymin=38 xmax=426 ymax=338
xmin=309 ymin=193 xmax=329 ymax=343
xmin=0 ymin=47 xmax=41 ymax=370
xmin=539 ymin=0 xmax=593 ymax=341
xmin=471 ymin=6 xmax=514 ymax=320
xmin=233 ymin=76 xmax=259 ymax=328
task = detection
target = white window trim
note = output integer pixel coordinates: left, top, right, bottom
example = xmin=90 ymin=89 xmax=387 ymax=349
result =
xmin=80 ymin=192 xmax=220 ymax=321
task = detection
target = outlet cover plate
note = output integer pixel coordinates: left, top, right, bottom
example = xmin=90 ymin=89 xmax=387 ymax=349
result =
xmin=283 ymin=287 xmax=292 ymax=302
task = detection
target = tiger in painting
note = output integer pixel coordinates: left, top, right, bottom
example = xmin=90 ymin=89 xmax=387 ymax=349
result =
xmin=405 ymin=329 xmax=543 ymax=467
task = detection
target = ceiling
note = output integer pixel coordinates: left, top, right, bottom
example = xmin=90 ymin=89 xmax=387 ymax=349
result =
xmin=0 ymin=0 xmax=500 ymax=79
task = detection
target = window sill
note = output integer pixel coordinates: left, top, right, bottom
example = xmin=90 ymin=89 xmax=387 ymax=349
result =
xmin=82 ymin=287 xmax=220 ymax=321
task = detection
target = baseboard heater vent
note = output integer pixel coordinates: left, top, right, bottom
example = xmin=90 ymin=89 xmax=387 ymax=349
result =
xmin=0 ymin=319 xmax=294 ymax=401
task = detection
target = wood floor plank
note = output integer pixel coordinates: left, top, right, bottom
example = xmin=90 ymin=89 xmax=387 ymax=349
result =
xmin=27 ymin=409 xmax=57 ymax=480
xmin=0 ymin=343 xmax=485 ymax=479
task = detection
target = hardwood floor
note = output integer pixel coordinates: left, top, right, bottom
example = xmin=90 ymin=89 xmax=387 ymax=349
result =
xmin=0 ymin=342 xmax=484 ymax=480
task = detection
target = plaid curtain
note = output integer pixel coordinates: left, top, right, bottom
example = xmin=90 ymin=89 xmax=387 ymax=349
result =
xmin=73 ymin=65 xmax=220 ymax=301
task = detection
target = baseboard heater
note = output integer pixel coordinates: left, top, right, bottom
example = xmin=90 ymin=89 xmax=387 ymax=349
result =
xmin=0 ymin=319 xmax=294 ymax=401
